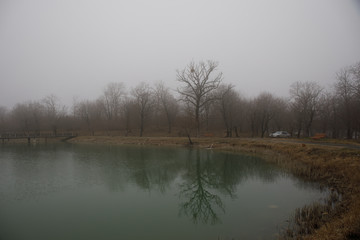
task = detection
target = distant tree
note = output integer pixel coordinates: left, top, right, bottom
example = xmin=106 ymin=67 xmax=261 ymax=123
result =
xmin=154 ymin=81 xmax=179 ymax=134
xmin=177 ymin=60 xmax=223 ymax=137
xmin=132 ymin=82 xmax=154 ymax=137
xmin=76 ymin=100 xmax=91 ymax=128
xmin=214 ymin=84 xmax=239 ymax=137
xmin=350 ymin=62 xmax=360 ymax=137
xmin=290 ymin=81 xmax=322 ymax=137
xmin=11 ymin=103 xmax=31 ymax=134
xmin=73 ymin=99 xmax=102 ymax=135
xmin=335 ymin=68 xmax=356 ymax=139
xmin=269 ymin=98 xmax=289 ymax=133
xmin=255 ymin=92 xmax=282 ymax=138
xmin=11 ymin=101 xmax=44 ymax=135
xmin=350 ymin=62 xmax=360 ymax=99
xmin=121 ymin=97 xmax=136 ymax=136
xmin=100 ymin=82 xmax=125 ymax=121
xmin=245 ymin=93 xmax=283 ymax=138
xmin=245 ymin=98 xmax=260 ymax=137
xmin=42 ymin=95 xmax=66 ymax=135
xmin=0 ymin=106 xmax=8 ymax=133
xmin=247 ymin=99 xmax=259 ymax=137
xmin=28 ymin=101 xmax=44 ymax=134
xmin=317 ymin=93 xmax=331 ymax=135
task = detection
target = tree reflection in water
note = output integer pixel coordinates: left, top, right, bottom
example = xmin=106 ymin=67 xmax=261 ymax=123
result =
xmin=178 ymin=148 xmax=282 ymax=225
xmin=179 ymin=149 xmax=232 ymax=225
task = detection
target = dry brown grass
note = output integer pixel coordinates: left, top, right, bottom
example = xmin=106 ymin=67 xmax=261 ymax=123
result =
xmin=69 ymin=136 xmax=360 ymax=239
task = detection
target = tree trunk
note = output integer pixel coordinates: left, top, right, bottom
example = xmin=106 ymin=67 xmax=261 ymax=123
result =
xmin=168 ymin=123 xmax=172 ymax=134
xmin=187 ymin=134 xmax=193 ymax=145
xmin=166 ymin=112 xmax=172 ymax=134
xmin=225 ymin=128 xmax=230 ymax=138
xmin=297 ymin=124 xmax=302 ymax=138
xmin=347 ymin=126 xmax=352 ymax=139
xmin=140 ymin=112 xmax=144 ymax=137
xmin=195 ymin=105 xmax=200 ymax=137
xmin=234 ymin=126 xmax=239 ymax=137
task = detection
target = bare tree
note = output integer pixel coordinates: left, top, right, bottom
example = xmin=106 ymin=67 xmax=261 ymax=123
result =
xmin=317 ymin=93 xmax=331 ymax=135
xmin=335 ymin=68 xmax=355 ymax=139
xmin=11 ymin=103 xmax=32 ymax=134
xmin=121 ymin=97 xmax=136 ymax=136
xmin=290 ymin=81 xmax=323 ymax=137
xmin=132 ymin=82 xmax=154 ymax=137
xmin=350 ymin=62 xmax=360 ymax=98
xmin=100 ymin=82 xmax=125 ymax=121
xmin=350 ymin=62 xmax=360 ymax=137
xmin=11 ymin=101 xmax=44 ymax=135
xmin=246 ymin=99 xmax=260 ymax=137
xmin=0 ymin=106 xmax=8 ymax=133
xmin=42 ymin=95 xmax=66 ymax=135
xmin=269 ymin=98 xmax=289 ymax=133
xmin=28 ymin=101 xmax=44 ymax=135
xmin=177 ymin=60 xmax=223 ymax=137
xmin=245 ymin=93 xmax=283 ymax=138
xmin=73 ymin=99 xmax=102 ymax=135
xmin=255 ymin=92 xmax=282 ymax=138
xmin=214 ymin=84 xmax=239 ymax=137
xmin=154 ymin=81 xmax=179 ymax=134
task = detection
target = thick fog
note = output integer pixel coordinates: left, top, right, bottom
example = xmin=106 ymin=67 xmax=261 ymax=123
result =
xmin=1 ymin=0 xmax=360 ymax=108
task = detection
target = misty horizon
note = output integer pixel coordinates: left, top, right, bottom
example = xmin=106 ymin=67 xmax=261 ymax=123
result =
xmin=1 ymin=0 xmax=360 ymax=108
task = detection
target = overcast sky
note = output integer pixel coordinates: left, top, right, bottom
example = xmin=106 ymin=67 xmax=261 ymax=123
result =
xmin=1 ymin=0 xmax=360 ymax=108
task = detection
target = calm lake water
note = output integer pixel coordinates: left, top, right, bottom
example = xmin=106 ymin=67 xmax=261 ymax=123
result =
xmin=0 ymin=143 xmax=324 ymax=240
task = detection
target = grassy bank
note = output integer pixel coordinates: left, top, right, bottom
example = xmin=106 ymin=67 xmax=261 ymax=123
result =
xmin=69 ymin=136 xmax=360 ymax=239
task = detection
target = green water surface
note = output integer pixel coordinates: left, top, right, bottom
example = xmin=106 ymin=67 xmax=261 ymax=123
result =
xmin=0 ymin=143 xmax=324 ymax=240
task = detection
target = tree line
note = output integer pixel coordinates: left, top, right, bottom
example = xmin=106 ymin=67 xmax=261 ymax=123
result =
xmin=0 ymin=60 xmax=359 ymax=139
